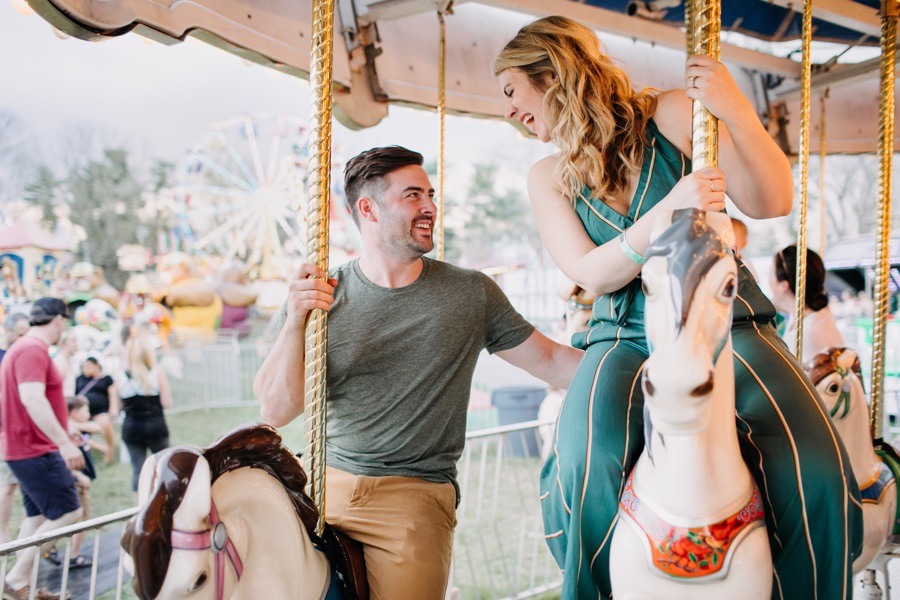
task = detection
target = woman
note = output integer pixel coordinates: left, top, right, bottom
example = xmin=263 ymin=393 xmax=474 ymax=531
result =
xmin=115 ymin=334 xmax=173 ymax=494
xmin=53 ymin=329 xmax=79 ymax=396
xmin=493 ymin=16 xmax=861 ymax=600
xmin=74 ymin=356 xmax=119 ymax=464
xmin=771 ymin=244 xmax=844 ymax=362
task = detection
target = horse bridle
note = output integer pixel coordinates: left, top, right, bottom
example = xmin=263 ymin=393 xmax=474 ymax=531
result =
xmin=170 ymin=499 xmax=244 ymax=600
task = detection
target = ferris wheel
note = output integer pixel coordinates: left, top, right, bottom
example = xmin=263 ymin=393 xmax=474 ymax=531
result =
xmin=175 ymin=113 xmax=359 ymax=277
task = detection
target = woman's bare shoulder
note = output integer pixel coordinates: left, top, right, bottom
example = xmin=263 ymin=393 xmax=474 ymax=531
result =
xmin=652 ymin=90 xmax=693 ymax=153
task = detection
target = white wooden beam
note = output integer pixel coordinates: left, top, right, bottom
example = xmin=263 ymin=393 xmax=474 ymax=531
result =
xmin=455 ymin=0 xmax=802 ymax=77
xmin=768 ymin=0 xmax=881 ymax=38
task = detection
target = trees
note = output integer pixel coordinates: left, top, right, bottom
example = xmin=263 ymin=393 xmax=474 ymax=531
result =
xmin=66 ymin=149 xmax=147 ymax=289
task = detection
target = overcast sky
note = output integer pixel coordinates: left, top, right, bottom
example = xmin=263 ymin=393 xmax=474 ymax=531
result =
xmin=0 ymin=2 xmax=550 ymax=181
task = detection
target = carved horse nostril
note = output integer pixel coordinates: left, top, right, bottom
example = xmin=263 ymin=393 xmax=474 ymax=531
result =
xmin=690 ymin=372 xmax=715 ymax=397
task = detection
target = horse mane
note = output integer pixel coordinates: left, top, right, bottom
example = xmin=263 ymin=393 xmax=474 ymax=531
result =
xmin=804 ymin=347 xmax=864 ymax=392
xmin=644 ymin=209 xmax=730 ymax=331
xmin=121 ymin=424 xmax=324 ymax=600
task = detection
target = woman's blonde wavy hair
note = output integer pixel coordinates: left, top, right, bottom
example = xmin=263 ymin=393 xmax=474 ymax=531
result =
xmin=125 ymin=334 xmax=157 ymax=395
xmin=492 ymin=16 xmax=658 ymax=203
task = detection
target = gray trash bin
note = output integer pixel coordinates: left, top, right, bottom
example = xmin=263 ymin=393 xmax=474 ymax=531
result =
xmin=491 ymin=385 xmax=546 ymax=457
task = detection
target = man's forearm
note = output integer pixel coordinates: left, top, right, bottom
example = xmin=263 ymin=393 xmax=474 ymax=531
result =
xmin=21 ymin=395 xmax=72 ymax=450
xmin=543 ymin=345 xmax=583 ymax=390
xmin=255 ymin=324 xmax=307 ymax=427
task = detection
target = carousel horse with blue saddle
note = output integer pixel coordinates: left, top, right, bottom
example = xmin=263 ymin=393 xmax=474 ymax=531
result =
xmin=120 ymin=424 xmax=368 ymax=600
xmin=805 ymin=347 xmax=900 ymax=591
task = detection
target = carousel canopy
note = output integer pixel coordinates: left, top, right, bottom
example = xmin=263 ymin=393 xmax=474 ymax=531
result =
xmin=0 ymin=221 xmax=70 ymax=252
xmin=24 ymin=0 xmax=892 ymax=154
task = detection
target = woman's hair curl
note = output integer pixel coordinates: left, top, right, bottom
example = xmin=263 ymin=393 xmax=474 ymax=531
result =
xmin=493 ymin=16 xmax=657 ymax=203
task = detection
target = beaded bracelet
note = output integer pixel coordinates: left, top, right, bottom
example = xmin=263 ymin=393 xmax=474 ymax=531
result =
xmin=617 ymin=232 xmax=644 ymax=265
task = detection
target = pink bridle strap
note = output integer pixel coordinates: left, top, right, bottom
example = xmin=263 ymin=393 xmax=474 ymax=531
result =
xmin=170 ymin=499 xmax=244 ymax=600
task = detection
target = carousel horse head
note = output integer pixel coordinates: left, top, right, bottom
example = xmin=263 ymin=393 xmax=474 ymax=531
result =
xmin=121 ymin=446 xmax=227 ymax=600
xmin=120 ymin=424 xmax=368 ymax=600
xmin=641 ymin=208 xmax=737 ymax=436
xmin=805 ymin=347 xmax=865 ymax=424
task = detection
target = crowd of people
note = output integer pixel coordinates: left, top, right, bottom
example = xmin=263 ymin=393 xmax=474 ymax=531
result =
xmin=0 ymin=298 xmax=174 ymax=600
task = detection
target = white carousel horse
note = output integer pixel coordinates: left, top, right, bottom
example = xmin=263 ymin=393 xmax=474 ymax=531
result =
xmin=120 ymin=424 xmax=367 ymax=600
xmin=805 ymin=348 xmax=899 ymax=579
xmin=610 ymin=209 xmax=772 ymax=599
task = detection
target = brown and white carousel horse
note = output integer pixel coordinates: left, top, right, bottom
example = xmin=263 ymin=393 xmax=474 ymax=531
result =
xmin=609 ymin=209 xmax=772 ymax=599
xmin=805 ymin=347 xmax=900 ymax=595
xmin=120 ymin=424 xmax=367 ymax=600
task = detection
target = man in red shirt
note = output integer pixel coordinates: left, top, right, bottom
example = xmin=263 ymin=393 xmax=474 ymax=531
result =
xmin=1 ymin=298 xmax=84 ymax=600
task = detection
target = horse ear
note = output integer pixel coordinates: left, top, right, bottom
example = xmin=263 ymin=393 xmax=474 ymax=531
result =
xmin=136 ymin=452 xmax=161 ymax=506
xmin=649 ymin=210 xmax=675 ymax=244
xmin=172 ymin=457 xmax=212 ymax=531
xmin=705 ymin=212 xmax=736 ymax=251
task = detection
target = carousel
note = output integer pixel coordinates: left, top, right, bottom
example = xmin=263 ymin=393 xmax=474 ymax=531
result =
xmin=17 ymin=0 xmax=900 ymax=599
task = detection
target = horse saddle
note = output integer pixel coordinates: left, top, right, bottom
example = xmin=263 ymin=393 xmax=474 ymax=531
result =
xmin=321 ymin=525 xmax=369 ymax=600
xmin=618 ymin=473 xmax=766 ymax=580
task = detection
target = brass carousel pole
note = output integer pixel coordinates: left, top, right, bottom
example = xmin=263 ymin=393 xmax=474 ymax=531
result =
xmin=436 ymin=3 xmax=452 ymax=260
xmin=305 ymin=0 xmax=336 ymax=536
xmin=871 ymin=0 xmax=898 ymax=442
xmin=819 ymin=89 xmax=830 ymax=254
xmin=793 ymin=0 xmax=814 ymax=360
xmin=687 ymin=0 xmax=720 ymax=170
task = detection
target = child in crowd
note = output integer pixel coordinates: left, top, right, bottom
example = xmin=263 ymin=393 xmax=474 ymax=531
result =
xmin=63 ymin=396 xmax=107 ymax=568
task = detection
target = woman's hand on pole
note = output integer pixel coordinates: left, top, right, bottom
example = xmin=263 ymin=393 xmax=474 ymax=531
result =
xmin=661 ymin=168 xmax=727 ymax=213
xmin=685 ymin=55 xmax=755 ymax=125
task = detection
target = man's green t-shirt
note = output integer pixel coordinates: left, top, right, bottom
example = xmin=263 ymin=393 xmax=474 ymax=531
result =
xmin=278 ymin=257 xmax=534 ymax=497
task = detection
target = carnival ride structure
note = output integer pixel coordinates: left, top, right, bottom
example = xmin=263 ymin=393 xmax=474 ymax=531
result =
xmin=175 ymin=113 xmax=359 ymax=280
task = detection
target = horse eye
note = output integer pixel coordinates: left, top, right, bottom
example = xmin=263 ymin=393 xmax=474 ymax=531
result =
xmin=827 ymin=383 xmax=840 ymax=394
xmin=191 ymin=572 xmax=208 ymax=591
xmin=718 ymin=275 xmax=736 ymax=301
xmin=641 ymin=280 xmax=652 ymax=298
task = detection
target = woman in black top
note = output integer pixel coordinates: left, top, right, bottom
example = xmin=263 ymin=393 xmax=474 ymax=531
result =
xmin=74 ymin=357 xmax=119 ymax=464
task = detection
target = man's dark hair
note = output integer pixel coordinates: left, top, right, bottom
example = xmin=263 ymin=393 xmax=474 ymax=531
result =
xmin=343 ymin=146 xmax=424 ymax=225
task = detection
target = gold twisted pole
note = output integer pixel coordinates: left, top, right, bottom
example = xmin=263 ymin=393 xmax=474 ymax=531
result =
xmin=436 ymin=7 xmax=447 ymax=260
xmin=305 ymin=0 xmax=335 ymax=536
xmin=871 ymin=0 xmax=898 ymax=442
xmin=687 ymin=0 xmax=720 ymax=170
xmin=793 ymin=0 xmax=814 ymax=360
xmin=819 ymin=89 xmax=830 ymax=254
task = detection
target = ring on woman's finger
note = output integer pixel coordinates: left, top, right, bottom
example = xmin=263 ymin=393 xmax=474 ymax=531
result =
xmin=709 ymin=181 xmax=716 ymax=192
xmin=689 ymin=75 xmax=698 ymax=88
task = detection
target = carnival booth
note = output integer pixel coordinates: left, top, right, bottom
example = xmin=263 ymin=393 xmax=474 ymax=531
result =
xmin=0 ymin=220 xmax=70 ymax=303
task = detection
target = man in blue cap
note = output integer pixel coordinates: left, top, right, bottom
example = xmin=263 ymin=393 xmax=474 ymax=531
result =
xmin=0 ymin=298 xmax=83 ymax=600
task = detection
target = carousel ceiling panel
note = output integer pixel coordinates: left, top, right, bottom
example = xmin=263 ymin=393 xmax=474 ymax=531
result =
xmin=23 ymin=0 xmax=899 ymax=153
xmin=574 ymin=0 xmax=881 ymax=45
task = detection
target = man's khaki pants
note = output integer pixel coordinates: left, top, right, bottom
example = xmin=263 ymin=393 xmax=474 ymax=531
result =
xmin=325 ymin=466 xmax=457 ymax=600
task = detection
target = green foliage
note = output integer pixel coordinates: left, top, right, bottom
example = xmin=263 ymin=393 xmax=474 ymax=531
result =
xmin=66 ymin=149 xmax=157 ymax=289
xmin=23 ymin=166 xmax=60 ymax=230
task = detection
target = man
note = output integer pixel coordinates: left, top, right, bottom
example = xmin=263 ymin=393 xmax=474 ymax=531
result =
xmin=1 ymin=298 xmax=84 ymax=600
xmin=255 ymin=146 xmax=583 ymax=599
xmin=0 ymin=312 xmax=30 ymax=545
